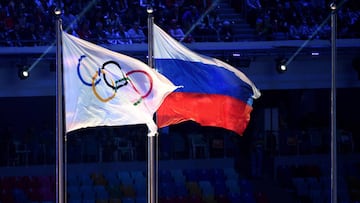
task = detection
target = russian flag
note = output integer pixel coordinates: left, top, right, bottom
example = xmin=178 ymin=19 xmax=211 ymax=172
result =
xmin=153 ymin=24 xmax=261 ymax=135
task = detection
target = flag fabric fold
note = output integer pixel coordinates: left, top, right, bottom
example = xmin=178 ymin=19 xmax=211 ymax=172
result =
xmin=153 ymin=24 xmax=261 ymax=135
xmin=62 ymin=30 xmax=177 ymax=136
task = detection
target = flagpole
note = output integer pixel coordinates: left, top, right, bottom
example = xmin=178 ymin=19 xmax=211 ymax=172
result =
xmin=147 ymin=5 xmax=157 ymax=203
xmin=55 ymin=8 xmax=65 ymax=203
xmin=330 ymin=2 xmax=337 ymax=203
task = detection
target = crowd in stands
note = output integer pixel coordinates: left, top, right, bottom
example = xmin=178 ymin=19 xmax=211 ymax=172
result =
xmin=0 ymin=0 xmax=359 ymax=47
xmin=247 ymin=0 xmax=360 ymax=40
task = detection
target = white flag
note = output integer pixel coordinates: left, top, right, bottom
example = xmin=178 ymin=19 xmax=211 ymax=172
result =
xmin=62 ymin=31 xmax=177 ymax=136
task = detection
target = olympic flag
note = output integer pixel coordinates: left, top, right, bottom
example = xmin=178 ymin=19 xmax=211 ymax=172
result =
xmin=153 ymin=24 xmax=261 ymax=135
xmin=62 ymin=31 xmax=177 ymax=136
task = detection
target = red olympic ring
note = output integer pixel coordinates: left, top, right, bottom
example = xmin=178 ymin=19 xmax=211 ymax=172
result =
xmin=126 ymin=70 xmax=153 ymax=99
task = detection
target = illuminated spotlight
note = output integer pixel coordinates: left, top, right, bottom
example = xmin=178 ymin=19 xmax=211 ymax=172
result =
xmin=276 ymin=58 xmax=288 ymax=73
xmin=311 ymin=52 xmax=320 ymax=56
xmin=18 ymin=66 xmax=30 ymax=80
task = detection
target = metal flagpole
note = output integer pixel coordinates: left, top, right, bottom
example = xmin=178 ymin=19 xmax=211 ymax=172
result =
xmin=147 ymin=5 xmax=157 ymax=203
xmin=55 ymin=8 xmax=65 ymax=203
xmin=330 ymin=2 xmax=337 ymax=203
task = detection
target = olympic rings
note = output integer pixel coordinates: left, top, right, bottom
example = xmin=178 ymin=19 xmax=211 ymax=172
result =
xmin=76 ymin=55 xmax=153 ymax=104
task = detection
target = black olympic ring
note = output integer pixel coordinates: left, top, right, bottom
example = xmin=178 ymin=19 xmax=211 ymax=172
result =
xmin=102 ymin=60 xmax=129 ymax=90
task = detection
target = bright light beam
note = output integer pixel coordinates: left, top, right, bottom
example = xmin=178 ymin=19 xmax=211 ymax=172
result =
xmin=28 ymin=0 xmax=99 ymax=73
xmin=285 ymin=0 xmax=346 ymax=67
xmin=180 ymin=0 xmax=220 ymax=42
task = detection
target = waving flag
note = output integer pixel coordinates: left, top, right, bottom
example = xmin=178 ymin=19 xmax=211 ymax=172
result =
xmin=62 ymin=31 xmax=177 ymax=136
xmin=153 ymin=24 xmax=261 ymax=135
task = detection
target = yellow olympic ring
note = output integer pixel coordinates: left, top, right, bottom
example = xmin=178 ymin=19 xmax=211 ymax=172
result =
xmin=92 ymin=69 xmax=116 ymax=102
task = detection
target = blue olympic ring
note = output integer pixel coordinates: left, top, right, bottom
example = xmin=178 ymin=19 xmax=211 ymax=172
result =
xmin=77 ymin=55 xmax=101 ymax=87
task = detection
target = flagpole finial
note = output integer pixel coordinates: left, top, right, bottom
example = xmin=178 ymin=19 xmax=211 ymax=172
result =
xmin=330 ymin=2 xmax=336 ymax=11
xmin=54 ymin=7 xmax=62 ymax=16
xmin=147 ymin=6 xmax=154 ymax=14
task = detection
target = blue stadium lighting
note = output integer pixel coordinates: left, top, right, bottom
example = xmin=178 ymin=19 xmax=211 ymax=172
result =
xmin=18 ymin=66 xmax=30 ymax=80
xmin=276 ymin=58 xmax=288 ymax=73
xmin=312 ymin=52 xmax=320 ymax=56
